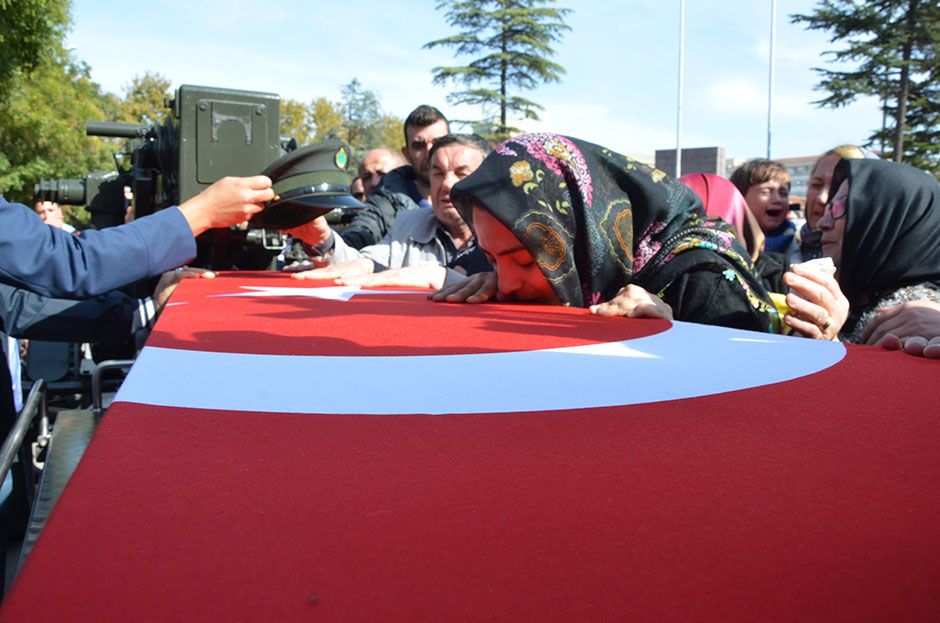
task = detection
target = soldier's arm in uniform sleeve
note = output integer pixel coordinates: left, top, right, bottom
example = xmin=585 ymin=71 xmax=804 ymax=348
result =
xmin=0 ymin=198 xmax=195 ymax=298
xmin=0 ymin=282 xmax=146 ymax=344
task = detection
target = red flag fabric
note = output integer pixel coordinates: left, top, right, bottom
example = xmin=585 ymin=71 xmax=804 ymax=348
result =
xmin=3 ymin=272 xmax=938 ymax=622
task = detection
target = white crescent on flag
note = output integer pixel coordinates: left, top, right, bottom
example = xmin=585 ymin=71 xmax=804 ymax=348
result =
xmin=116 ymin=284 xmax=845 ymax=414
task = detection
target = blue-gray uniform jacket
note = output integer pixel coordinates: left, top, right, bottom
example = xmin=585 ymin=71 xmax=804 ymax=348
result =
xmin=0 ymin=197 xmax=195 ymax=298
xmin=0 ymin=283 xmax=155 ymax=348
xmin=0 ymin=197 xmax=197 ymax=539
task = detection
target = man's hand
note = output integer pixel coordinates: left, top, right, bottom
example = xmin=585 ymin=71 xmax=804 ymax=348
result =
xmin=861 ymin=300 xmax=940 ymax=359
xmin=782 ymin=263 xmax=850 ymax=340
xmin=338 ymin=265 xmax=447 ymax=290
xmin=589 ymin=284 xmax=674 ymax=319
xmin=284 ymin=216 xmax=331 ymax=248
xmin=429 ymin=271 xmax=497 ymax=304
xmin=46 ymin=212 xmax=66 ymax=229
xmin=289 ymin=258 xmax=375 ymax=281
xmin=178 ymin=175 xmax=273 ymax=236
xmin=282 ymin=259 xmax=326 ymax=273
xmin=153 ymin=266 xmax=217 ymax=314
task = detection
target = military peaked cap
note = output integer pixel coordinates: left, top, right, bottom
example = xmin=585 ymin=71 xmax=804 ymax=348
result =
xmin=250 ymin=139 xmax=364 ymax=229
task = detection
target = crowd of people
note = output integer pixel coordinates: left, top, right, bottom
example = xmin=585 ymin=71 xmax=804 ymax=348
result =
xmin=276 ymin=105 xmax=940 ymax=359
xmin=6 ymin=102 xmax=938 ymax=374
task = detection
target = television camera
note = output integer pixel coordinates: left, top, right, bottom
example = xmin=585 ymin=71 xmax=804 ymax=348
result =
xmin=34 ymin=84 xmax=349 ymax=270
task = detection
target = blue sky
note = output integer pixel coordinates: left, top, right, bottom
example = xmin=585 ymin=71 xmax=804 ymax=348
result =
xmin=68 ymin=0 xmax=881 ymax=162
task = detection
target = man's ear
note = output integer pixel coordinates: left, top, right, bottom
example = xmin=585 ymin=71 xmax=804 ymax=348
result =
xmin=401 ymin=145 xmax=410 ymax=164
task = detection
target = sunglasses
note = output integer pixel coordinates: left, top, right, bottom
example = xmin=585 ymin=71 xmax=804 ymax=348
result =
xmin=352 ymin=192 xmax=366 ymax=201
xmin=823 ymin=194 xmax=848 ymax=220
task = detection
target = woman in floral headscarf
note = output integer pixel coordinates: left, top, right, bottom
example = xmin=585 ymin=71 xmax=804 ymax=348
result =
xmin=435 ymin=133 xmax=782 ymax=334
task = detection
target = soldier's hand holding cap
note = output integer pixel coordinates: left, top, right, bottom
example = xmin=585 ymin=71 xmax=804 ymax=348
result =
xmin=178 ymin=175 xmax=274 ymax=236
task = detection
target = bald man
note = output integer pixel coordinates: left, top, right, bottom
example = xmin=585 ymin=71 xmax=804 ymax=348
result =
xmin=358 ymin=148 xmax=406 ymax=198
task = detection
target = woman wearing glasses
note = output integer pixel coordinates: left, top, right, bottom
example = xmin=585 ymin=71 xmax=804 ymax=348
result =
xmin=799 ymin=144 xmax=865 ymax=262
xmin=781 ymin=158 xmax=940 ymax=354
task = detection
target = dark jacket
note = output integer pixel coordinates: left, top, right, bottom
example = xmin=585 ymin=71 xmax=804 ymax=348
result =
xmin=339 ymin=165 xmax=424 ymax=249
xmin=0 ymin=283 xmax=150 ymax=346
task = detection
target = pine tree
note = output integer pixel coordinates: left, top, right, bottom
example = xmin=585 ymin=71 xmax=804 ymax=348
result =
xmin=792 ymin=0 xmax=940 ymax=175
xmin=425 ymin=0 xmax=571 ymax=140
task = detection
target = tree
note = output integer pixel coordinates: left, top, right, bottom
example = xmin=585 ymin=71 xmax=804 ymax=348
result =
xmin=0 ymin=0 xmax=71 ymax=98
xmin=0 ymin=12 xmax=119 ymax=214
xmin=424 ymin=0 xmax=571 ymax=140
xmin=279 ymin=86 xmax=401 ymax=166
xmin=338 ymin=79 xmax=403 ymax=165
xmin=792 ymin=0 xmax=940 ymax=174
xmin=280 ymin=98 xmax=315 ymax=146
xmin=309 ymin=96 xmax=345 ymax=142
xmin=341 ymin=78 xmax=385 ymax=150
xmin=120 ymin=71 xmax=172 ymax=126
xmin=372 ymin=115 xmax=403 ymax=152
xmin=894 ymin=79 xmax=940 ymax=173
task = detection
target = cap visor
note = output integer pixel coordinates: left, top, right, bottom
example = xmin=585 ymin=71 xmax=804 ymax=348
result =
xmin=250 ymin=194 xmax=365 ymax=229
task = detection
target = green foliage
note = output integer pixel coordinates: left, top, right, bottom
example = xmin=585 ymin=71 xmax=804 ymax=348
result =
xmin=0 ymin=0 xmax=119 ymax=225
xmin=0 ymin=0 xmax=71 ymax=96
xmin=120 ymin=71 xmax=172 ymax=125
xmin=338 ymin=79 xmax=402 ymax=169
xmin=792 ymin=0 xmax=940 ymax=175
xmin=309 ymin=96 xmax=345 ymax=142
xmin=372 ymin=115 xmax=403 ymax=153
xmin=341 ymin=78 xmax=402 ymax=153
xmin=280 ymin=97 xmax=348 ymax=147
xmin=0 ymin=43 xmax=119 ymax=223
xmin=425 ymin=0 xmax=571 ymax=141
xmin=280 ymin=98 xmax=315 ymax=146
xmin=278 ymin=82 xmax=402 ymax=176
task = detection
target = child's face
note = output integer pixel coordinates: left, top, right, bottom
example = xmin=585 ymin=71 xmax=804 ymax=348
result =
xmin=744 ymin=178 xmax=790 ymax=234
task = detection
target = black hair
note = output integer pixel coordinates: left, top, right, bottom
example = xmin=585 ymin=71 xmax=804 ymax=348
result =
xmin=427 ymin=134 xmax=493 ymax=166
xmin=403 ymin=105 xmax=449 ymax=140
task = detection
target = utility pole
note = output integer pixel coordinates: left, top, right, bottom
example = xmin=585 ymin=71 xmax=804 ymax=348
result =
xmin=767 ymin=0 xmax=777 ymax=159
xmin=676 ymin=0 xmax=685 ymax=178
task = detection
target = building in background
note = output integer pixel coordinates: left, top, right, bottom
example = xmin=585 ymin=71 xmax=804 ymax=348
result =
xmin=655 ymin=147 xmax=727 ymax=177
xmin=654 ymin=145 xmax=823 ymax=209
xmin=776 ymin=155 xmax=817 ymax=199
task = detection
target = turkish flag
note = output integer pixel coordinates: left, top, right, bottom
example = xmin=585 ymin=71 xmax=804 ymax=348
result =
xmin=4 ymin=272 xmax=938 ymax=622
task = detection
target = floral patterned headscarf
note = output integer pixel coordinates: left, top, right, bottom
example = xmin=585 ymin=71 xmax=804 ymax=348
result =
xmin=452 ymin=134 xmax=778 ymax=326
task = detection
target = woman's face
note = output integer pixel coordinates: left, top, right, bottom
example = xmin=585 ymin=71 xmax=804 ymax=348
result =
xmin=818 ymin=179 xmax=848 ymax=272
xmin=805 ymin=154 xmax=841 ymax=229
xmin=472 ymin=206 xmax=560 ymax=304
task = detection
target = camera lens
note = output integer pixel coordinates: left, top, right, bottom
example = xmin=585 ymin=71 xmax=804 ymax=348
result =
xmin=33 ymin=179 xmax=86 ymax=205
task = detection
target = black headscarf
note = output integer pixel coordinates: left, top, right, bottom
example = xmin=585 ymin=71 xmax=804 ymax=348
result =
xmin=451 ymin=133 xmax=779 ymax=328
xmin=831 ymin=158 xmax=940 ymax=306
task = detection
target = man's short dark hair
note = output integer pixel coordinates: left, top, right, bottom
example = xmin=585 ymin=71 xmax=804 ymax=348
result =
xmin=403 ymin=105 xmax=449 ymax=140
xmin=428 ymin=134 xmax=493 ymax=165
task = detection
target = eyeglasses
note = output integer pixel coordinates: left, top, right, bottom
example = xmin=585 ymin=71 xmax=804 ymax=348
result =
xmin=823 ymin=194 xmax=848 ymax=220
xmin=352 ymin=192 xmax=366 ymax=201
